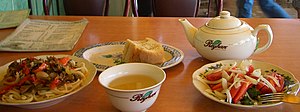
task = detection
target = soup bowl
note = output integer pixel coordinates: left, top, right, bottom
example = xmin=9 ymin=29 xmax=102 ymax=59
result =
xmin=98 ymin=63 xmax=166 ymax=112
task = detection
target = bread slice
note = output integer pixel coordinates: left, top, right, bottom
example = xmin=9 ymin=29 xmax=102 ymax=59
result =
xmin=122 ymin=38 xmax=165 ymax=64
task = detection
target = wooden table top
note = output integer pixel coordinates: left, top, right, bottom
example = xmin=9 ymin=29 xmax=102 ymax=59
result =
xmin=0 ymin=16 xmax=300 ymax=112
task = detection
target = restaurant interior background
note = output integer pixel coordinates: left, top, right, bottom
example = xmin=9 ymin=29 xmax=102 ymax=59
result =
xmin=0 ymin=0 xmax=298 ymax=18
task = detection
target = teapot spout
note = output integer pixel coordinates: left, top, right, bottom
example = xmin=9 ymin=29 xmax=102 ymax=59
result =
xmin=178 ymin=18 xmax=198 ymax=47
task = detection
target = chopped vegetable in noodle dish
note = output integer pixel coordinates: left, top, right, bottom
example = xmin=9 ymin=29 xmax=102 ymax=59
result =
xmin=197 ymin=60 xmax=295 ymax=105
xmin=0 ymin=56 xmax=88 ymax=103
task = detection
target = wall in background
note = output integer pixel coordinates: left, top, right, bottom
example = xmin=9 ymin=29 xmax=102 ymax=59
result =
xmin=0 ymin=0 xmax=127 ymax=16
xmin=0 ymin=0 xmax=29 ymax=11
xmin=0 ymin=0 xmax=47 ymax=15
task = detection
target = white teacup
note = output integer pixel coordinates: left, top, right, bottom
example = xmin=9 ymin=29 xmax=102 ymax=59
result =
xmin=98 ymin=63 xmax=166 ymax=112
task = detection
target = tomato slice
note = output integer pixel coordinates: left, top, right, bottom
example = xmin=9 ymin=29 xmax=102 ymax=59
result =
xmin=271 ymin=73 xmax=285 ymax=92
xmin=246 ymin=65 xmax=254 ymax=75
xmin=228 ymin=77 xmax=234 ymax=83
xmin=237 ymin=73 xmax=245 ymax=79
xmin=260 ymin=85 xmax=273 ymax=94
xmin=211 ymin=83 xmax=223 ymax=91
xmin=259 ymin=72 xmax=285 ymax=94
xmin=206 ymin=71 xmax=222 ymax=81
xmin=275 ymin=75 xmax=284 ymax=92
xmin=256 ymin=82 xmax=265 ymax=90
xmin=230 ymin=85 xmax=241 ymax=99
xmin=233 ymin=81 xmax=251 ymax=104
xmin=258 ymin=78 xmax=273 ymax=94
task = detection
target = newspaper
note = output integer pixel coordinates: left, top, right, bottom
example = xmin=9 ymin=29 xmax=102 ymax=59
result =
xmin=0 ymin=18 xmax=88 ymax=52
xmin=0 ymin=9 xmax=30 ymax=29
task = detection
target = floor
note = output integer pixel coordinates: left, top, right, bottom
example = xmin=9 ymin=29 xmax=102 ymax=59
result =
xmin=199 ymin=0 xmax=298 ymax=18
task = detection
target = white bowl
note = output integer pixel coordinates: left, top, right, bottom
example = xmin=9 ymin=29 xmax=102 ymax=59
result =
xmin=192 ymin=60 xmax=300 ymax=108
xmin=0 ymin=55 xmax=97 ymax=109
xmin=99 ymin=63 xmax=166 ymax=112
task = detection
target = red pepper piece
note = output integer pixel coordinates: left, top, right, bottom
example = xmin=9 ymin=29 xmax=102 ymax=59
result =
xmin=18 ymin=75 xmax=31 ymax=86
xmin=59 ymin=57 xmax=70 ymax=66
xmin=21 ymin=60 xmax=27 ymax=67
xmin=50 ymin=77 xmax=60 ymax=90
xmin=32 ymin=63 xmax=47 ymax=73
xmin=30 ymin=75 xmax=39 ymax=85
xmin=0 ymin=84 xmax=17 ymax=95
xmin=22 ymin=66 xmax=30 ymax=75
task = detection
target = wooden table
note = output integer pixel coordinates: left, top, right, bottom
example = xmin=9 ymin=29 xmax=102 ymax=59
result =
xmin=0 ymin=16 xmax=300 ymax=112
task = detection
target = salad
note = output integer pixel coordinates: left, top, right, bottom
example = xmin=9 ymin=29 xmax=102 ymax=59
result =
xmin=197 ymin=60 xmax=295 ymax=105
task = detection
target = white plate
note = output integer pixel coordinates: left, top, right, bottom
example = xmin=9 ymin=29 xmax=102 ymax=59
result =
xmin=192 ymin=60 xmax=300 ymax=108
xmin=73 ymin=41 xmax=184 ymax=71
xmin=0 ymin=55 xmax=97 ymax=109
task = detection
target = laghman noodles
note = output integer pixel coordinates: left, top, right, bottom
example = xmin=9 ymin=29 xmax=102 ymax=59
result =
xmin=0 ymin=56 xmax=88 ymax=103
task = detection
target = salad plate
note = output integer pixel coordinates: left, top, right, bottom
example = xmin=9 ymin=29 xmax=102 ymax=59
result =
xmin=0 ymin=55 xmax=97 ymax=109
xmin=73 ymin=41 xmax=184 ymax=71
xmin=192 ymin=60 xmax=300 ymax=108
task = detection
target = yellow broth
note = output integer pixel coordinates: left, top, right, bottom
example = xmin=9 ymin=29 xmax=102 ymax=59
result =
xmin=108 ymin=75 xmax=157 ymax=90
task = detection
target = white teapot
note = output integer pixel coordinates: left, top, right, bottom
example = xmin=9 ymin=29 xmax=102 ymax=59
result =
xmin=179 ymin=11 xmax=273 ymax=61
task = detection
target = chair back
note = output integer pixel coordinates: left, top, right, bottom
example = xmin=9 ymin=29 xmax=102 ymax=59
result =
xmin=152 ymin=0 xmax=200 ymax=17
xmin=63 ymin=0 xmax=108 ymax=16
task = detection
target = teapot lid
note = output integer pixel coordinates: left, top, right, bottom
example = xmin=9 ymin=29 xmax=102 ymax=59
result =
xmin=206 ymin=11 xmax=242 ymax=29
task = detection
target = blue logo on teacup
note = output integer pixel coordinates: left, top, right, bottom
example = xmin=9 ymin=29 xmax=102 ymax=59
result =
xmin=130 ymin=90 xmax=157 ymax=103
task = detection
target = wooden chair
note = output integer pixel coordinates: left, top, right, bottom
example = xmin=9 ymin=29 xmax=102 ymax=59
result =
xmin=27 ymin=0 xmax=33 ymax=15
xmin=63 ymin=0 xmax=131 ymax=16
xmin=132 ymin=0 xmax=223 ymax=17
xmin=27 ymin=0 xmax=50 ymax=15
xmin=208 ymin=0 xmax=223 ymax=17
xmin=43 ymin=0 xmax=48 ymax=15
xmin=152 ymin=0 xmax=201 ymax=17
xmin=41 ymin=0 xmax=141 ymax=16
xmin=63 ymin=0 xmax=109 ymax=16
xmin=292 ymin=0 xmax=300 ymax=18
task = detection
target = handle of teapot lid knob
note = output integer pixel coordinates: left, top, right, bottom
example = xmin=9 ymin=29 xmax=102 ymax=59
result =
xmin=220 ymin=11 xmax=230 ymax=19
xmin=252 ymin=24 xmax=273 ymax=54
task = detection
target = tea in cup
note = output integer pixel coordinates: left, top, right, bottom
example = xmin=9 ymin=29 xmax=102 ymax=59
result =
xmin=98 ymin=63 xmax=166 ymax=112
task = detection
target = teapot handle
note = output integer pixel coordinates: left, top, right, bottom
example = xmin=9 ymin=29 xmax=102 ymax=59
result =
xmin=252 ymin=24 xmax=273 ymax=54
